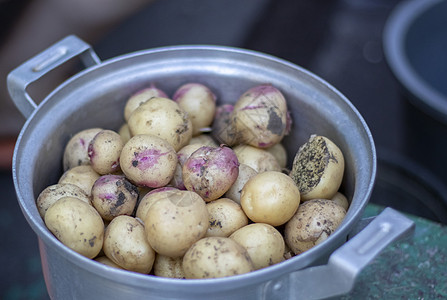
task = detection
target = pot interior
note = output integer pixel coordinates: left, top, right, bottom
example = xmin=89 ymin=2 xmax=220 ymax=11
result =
xmin=13 ymin=46 xmax=376 ymax=286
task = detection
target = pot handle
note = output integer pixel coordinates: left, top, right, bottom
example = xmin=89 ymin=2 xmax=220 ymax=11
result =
xmin=263 ymin=207 xmax=415 ymax=300
xmin=7 ymin=35 xmax=101 ymax=119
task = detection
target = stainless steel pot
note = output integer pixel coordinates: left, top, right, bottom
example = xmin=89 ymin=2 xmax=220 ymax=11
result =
xmin=8 ymin=35 xmax=414 ymax=300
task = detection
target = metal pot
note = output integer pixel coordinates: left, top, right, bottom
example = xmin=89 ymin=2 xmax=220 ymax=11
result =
xmin=383 ymin=0 xmax=447 ymax=183
xmin=8 ymin=35 xmax=414 ymax=300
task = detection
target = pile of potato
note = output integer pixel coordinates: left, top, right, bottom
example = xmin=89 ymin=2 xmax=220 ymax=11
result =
xmin=37 ymin=82 xmax=349 ymax=279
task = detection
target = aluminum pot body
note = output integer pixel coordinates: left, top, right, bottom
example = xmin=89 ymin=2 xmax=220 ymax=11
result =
xmin=383 ymin=0 xmax=447 ymax=182
xmin=10 ymin=38 xmax=376 ymax=299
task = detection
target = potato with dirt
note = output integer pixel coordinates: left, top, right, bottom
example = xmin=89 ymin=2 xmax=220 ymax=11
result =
xmin=182 ymin=237 xmax=255 ymax=279
xmin=143 ymin=190 xmax=209 ymax=258
xmin=153 ymin=254 xmax=185 ymax=279
xmin=284 ymin=199 xmax=346 ymax=255
xmin=211 ymin=104 xmax=238 ymax=146
xmin=290 ymin=135 xmax=345 ymax=201
xmin=44 ymin=196 xmax=104 ymax=259
xmin=182 ymin=145 xmax=239 ymax=202
xmin=120 ymin=134 xmax=177 ymax=188
xmin=91 ymin=174 xmax=139 ymax=221
xmin=205 ymin=198 xmax=248 ymax=237
xmin=169 ymin=144 xmax=204 ymax=190
xmin=127 ymin=97 xmax=192 ymax=151
xmin=103 ymin=215 xmax=156 ymax=274
xmin=231 ymin=84 xmax=290 ymax=148
xmin=172 ymin=83 xmax=216 ymax=136
xmin=36 ymin=183 xmax=91 ymax=218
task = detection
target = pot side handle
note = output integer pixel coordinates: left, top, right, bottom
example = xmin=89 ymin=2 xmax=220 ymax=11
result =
xmin=263 ymin=207 xmax=415 ymax=300
xmin=7 ymin=35 xmax=101 ymax=119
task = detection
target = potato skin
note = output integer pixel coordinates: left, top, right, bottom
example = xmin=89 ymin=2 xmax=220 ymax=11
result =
xmin=36 ymin=183 xmax=91 ymax=218
xmin=290 ymin=135 xmax=345 ymax=201
xmin=127 ymin=97 xmax=192 ymax=151
xmin=182 ymin=145 xmax=239 ymax=202
xmin=153 ymin=254 xmax=185 ymax=279
xmin=241 ymin=171 xmax=300 ymax=226
xmin=182 ymin=237 xmax=255 ymax=279
xmin=284 ymin=199 xmax=346 ymax=255
xmin=44 ymin=197 xmax=104 ymax=259
xmin=229 ymin=223 xmax=285 ymax=270
xmin=124 ymin=85 xmax=168 ymax=122
xmin=103 ymin=215 xmax=156 ymax=274
xmin=173 ymin=83 xmax=216 ymax=136
xmin=231 ymin=84 xmax=289 ymax=148
xmin=119 ymin=134 xmax=178 ymax=188
xmin=233 ymin=145 xmax=281 ymax=173
xmin=224 ymin=163 xmax=257 ymax=204
xmin=88 ymin=129 xmax=124 ymax=175
xmin=58 ymin=165 xmax=100 ymax=196
xmin=205 ymin=198 xmax=248 ymax=237
xmin=63 ymin=128 xmax=103 ymax=171
xmin=91 ymin=175 xmax=139 ymax=221
xmin=144 ymin=190 xmax=209 ymax=258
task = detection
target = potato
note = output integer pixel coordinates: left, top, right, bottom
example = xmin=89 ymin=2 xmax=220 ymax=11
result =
xmin=94 ymin=256 xmax=124 ymax=269
xmin=211 ymin=104 xmax=237 ymax=146
xmin=127 ymin=97 xmax=192 ymax=151
xmin=169 ymin=144 xmax=204 ymax=190
xmin=153 ymin=254 xmax=185 ymax=279
xmin=62 ymin=128 xmax=103 ymax=171
xmin=91 ymin=175 xmax=139 ymax=221
xmin=36 ymin=183 xmax=90 ymax=218
xmin=44 ymin=197 xmax=104 ymax=259
xmin=284 ymin=199 xmax=346 ymax=255
xmin=233 ymin=144 xmax=281 ymax=173
xmin=88 ymin=129 xmax=124 ymax=175
xmin=224 ymin=163 xmax=257 ymax=204
xmin=188 ymin=134 xmax=218 ymax=147
xmin=120 ymin=134 xmax=177 ymax=188
xmin=144 ymin=190 xmax=209 ymax=257
xmin=172 ymin=83 xmax=216 ymax=136
xmin=135 ymin=187 xmax=178 ymax=221
xmin=231 ymin=84 xmax=289 ymax=148
xmin=182 ymin=237 xmax=255 ymax=279
xmin=266 ymin=143 xmax=288 ymax=169
xmin=58 ymin=165 xmax=100 ymax=196
xmin=103 ymin=215 xmax=155 ymax=274
xmin=241 ymin=171 xmax=300 ymax=226
xmin=229 ymin=223 xmax=285 ymax=270
xmin=331 ymin=192 xmax=349 ymax=211
xmin=118 ymin=123 xmax=132 ymax=144
xmin=290 ymin=135 xmax=345 ymax=201
xmin=205 ymin=198 xmax=248 ymax=237
xmin=182 ymin=145 xmax=239 ymax=202
xmin=124 ymin=85 xmax=168 ymax=122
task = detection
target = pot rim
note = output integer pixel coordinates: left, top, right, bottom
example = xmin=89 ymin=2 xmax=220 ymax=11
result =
xmin=383 ymin=0 xmax=447 ymax=123
xmin=12 ymin=44 xmax=377 ymax=291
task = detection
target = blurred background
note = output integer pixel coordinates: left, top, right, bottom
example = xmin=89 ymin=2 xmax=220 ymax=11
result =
xmin=1 ymin=0 xmax=446 ymax=299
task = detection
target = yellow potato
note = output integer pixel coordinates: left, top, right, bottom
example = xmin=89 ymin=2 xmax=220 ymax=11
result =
xmin=241 ymin=171 xmax=300 ymax=226
xmin=44 ymin=197 xmax=104 ymax=259
xmin=182 ymin=237 xmax=255 ymax=279
xmin=103 ymin=215 xmax=155 ymax=274
xmin=205 ymin=198 xmax=248 ymax=237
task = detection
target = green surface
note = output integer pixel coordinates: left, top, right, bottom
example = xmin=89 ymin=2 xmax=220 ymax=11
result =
xmin=343 ymin=204 xmax=447 ymax=299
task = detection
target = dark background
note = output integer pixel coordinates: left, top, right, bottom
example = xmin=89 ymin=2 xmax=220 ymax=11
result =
xmin=2 ymin=0 xmax=446 ymax=299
